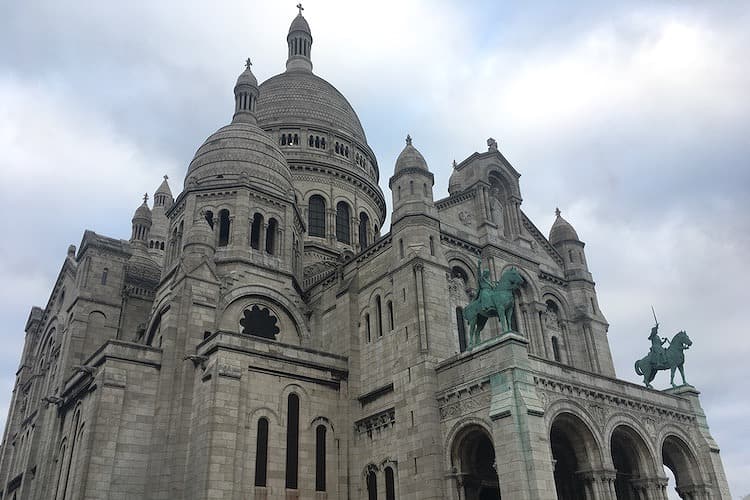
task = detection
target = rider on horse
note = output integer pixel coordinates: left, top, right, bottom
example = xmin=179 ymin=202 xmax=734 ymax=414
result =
xmin=477 ymin=260 xmax=496 ymax=314
xmin=648 ymin=324 xmax=669 ymax=366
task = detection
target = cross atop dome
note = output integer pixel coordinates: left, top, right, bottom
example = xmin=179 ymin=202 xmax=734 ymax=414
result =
xmin=555 ymin=207 xmax=561 ymax=217
xmin=406 ymin=134 xmax=412 ymax=146
xmin=245 ymin=58 xmax=252 ymax=69
xmin=297 ymin=2 xmax=304 ymax=15
xmin=143 ymin=193 xmax=149 ymax=203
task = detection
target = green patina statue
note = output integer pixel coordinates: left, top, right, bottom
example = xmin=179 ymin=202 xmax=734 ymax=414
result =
xmin=464 ymin=259 xmax=524 ymax=347
xmin=635 ymin=321 xmax=693 ymax=388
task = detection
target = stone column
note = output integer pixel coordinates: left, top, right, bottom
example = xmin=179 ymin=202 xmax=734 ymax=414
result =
xmin=413 ymin=263 xmax=428 ymax=352
xmin=487 ymin=334 xmax=555 ymax=500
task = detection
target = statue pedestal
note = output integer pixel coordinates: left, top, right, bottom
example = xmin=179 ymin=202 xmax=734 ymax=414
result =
xmin=469 ymin=330 xmax=521 ymax=352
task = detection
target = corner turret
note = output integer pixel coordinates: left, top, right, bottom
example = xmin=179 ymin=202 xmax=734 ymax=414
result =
xmin=389 ymin=134 xmax=437 ymax=224
xmin=549 ymin=208 xmax=589 ymax=276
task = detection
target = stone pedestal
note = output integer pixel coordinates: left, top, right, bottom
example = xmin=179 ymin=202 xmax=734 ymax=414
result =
xmin=487 ymin=333 xmax=555 ymax=500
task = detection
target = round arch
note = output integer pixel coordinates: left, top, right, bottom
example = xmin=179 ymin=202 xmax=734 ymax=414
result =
xmin=609 ymin=423 xmax=659 ymax=499
xmin=549 ymin=411 xmax=604 ymax=500
xmin=449 ymin=423 xmax=501 ymax=500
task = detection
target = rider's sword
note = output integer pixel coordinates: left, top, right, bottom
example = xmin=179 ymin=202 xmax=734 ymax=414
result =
xmin=651 ymin=305 xmax=659 ymax=327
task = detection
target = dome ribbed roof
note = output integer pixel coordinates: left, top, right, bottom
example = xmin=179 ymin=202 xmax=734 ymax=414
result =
xmin=133 ymin=200 xmax=152 ymax=221
xmin=549 ymin=209 xmax=580 ymax=245
xmin=289 ymin=14 xmax=311 ymax=35
xmin=394 ymin=135 xmax=428 ymax=175
xmin=256 ymin=72 xmax=367 ymax=143
xmin=185 ymin=122 xmax=292 ymax=198
xmin=236 ymin=64 xmax=258 ymax=87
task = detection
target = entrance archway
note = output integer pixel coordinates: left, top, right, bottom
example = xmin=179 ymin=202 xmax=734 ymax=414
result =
xmin=611 ymin=425 xmax=657 ymax=499
xmin=451 ymin=425 xmax=501 ymax=500
xmin=550 ymin=413 xmax=602 ymax=500
xmin=662 ymin=434 xmax=707 ymax=499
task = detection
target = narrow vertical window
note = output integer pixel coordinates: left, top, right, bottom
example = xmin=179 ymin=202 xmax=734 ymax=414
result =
xmin=399 ymin=239 xmax=404 ymax=259
xmin=552 ymin=336 xmax=561 ymax=362
xmin=387 ymin=301 xmax=394 ymax=331
xmin=358 ymin=212 xmax=370 ymax=248
xmin=218 ymin=209 xmax=230 ymax=247
xmin=367 ymin=470 xmax=378 ymax=500
xmin=336 ymin=201 xmax=351 ymax=244
xmin=456 ymin=307 xmax=467 ymax=352
xmin=308 ymin=195 xmax=326 ymax=237
xmin=285 ymin=394 xmax=299 ymax=489
xmin=101 ymin=268 xmax=108 ymax=285
xmin=266 ymin=218 xmax=277 ymax=254
xmin=376 ymin=296 xmax=383 ymax=337
xmin=315 ymin=425 xmax=327 ymax=492
xmin=590 ymin=297 xmax=596 ymax=313
xmin=251 ymin=213 xmax=263 ymax=250
xmin=385 ymin=466 xmax=396 ymax=500
xmin=365 ymin=314 xmax=371 ymax=343
xmin=254 ymin=418 xmax=269 ymax=487
xmin=568 ymin=249 xmax=574 ymax=263
xmin=429 ymin=236 xmax=435 ymax=256
xmin=409 ymin=180 xmax=414 ymax=194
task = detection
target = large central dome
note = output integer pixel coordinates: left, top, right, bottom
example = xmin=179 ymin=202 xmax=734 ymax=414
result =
xmin=256 ymin=71 xmax=367 ymax=143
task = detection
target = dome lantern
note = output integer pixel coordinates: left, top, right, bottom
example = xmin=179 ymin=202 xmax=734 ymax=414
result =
xmin=130 ymin=193 xmax=152 ymax=246
xmin=286 ymin=4 xmax=313 ymax=73
xmin=233 ymin=58 xmax=259 ymax=124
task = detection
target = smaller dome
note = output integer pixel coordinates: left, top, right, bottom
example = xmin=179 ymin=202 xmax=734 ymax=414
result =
xmin=133 ymin=196 xmax=152 ymax=221
xmin=394 ymin=135 xmax=429 ymax=175
xmin=289 ymin=13 xmax=311 ymax=35
xmin=448 ymin=160 xmax=462 ymax=194
xmin=236 ymin=59 xmax=258 ymax=87
xmin=549 ymin=208 xmax=580 ymax=245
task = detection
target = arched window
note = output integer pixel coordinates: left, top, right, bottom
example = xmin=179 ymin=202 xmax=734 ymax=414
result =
xmin=321 ymin=137 xmax=326 ymax=149
xmin=266 ymin=218 xmax=277 ymax=254
xmin=308 ymin=195 xmax=326 ymax=238
xmin=335 ymin=202 xmax=351 ymax=244
xmin=423 ymin=182 xmax=429 ymax=196
xmin=568 ymin=249 xmax=574 ymax=263
xmin=149 ymin=240 xmax=154 ymax=248
xmin=309 ymin=135 xmax=314 ymax=147
xmin=385 ymin=466 xmax=396 ymax=500
xmin=409 ymin=180 xmax=414 ymax=194
xmin=365 ymin=314 xmax=371 ymax=343
xmin=552 ymin=336 xmax=561 ymax=362
xmin=376 ymin=296 xmax=383 ymax=337
xmin=429 ymin=236 xmax=435 ymax=256
xmin=315 ymin=136 xmax=320 ymax=148
xmin=293 ymin=133 xmax=299 ymax=145
xmin=359 ymin=212 xmax=370 ymax=249
xmin=218 ymin=209 xmax=230 ymax=247
xmin=204 ymin=210 xmax=214 ymax=229
xmin=398 ymin=185 xmax=402 ymax=200
xmin=250 ymin=213 xmax=263 ymax=250
xmin=387 ymin=301 xmax=394 ymax=331
xmin=456 ymin=307 xmax=467 ymax=352
xmin=367 ymin=469 xmax=378 ymax=500
xmin=281 ymin=134 xmax=287 ymax=146
xmin=285 ymin=394 xmax=299 ymax=489
xmin=101 ymin=268 xmax=108 ymax=285
xmin=315 ymin=425 xmax=326 ymax=492
xmin=254 ymin=418 xmax=269 ymax=487
xmin=160 ymin=241 xmax=165 ymax=250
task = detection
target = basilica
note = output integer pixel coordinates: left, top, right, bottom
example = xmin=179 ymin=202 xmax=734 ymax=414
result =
xmin=0 ymin=8 xmax=731 ymax=500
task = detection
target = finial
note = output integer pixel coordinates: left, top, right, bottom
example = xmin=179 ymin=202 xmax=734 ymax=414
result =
xmin=452 ymin=159 xmax=457 ymax=168
xmin=296 ymin=2 xmax=304 ymax=15
xmin=487 ymin=137 xmax=498 ymax=152
xmin=405 ymin=134 xmax=412 ymax=146
xmin=143 ymin=193 xmax=149 ymax=203
xmin=245 ymin=58 xmax=252 ymax=69
xmin=163 ymin=174 xmax=169 ymax=181
xmin=555 ymin=207 xmax=561 ymax=217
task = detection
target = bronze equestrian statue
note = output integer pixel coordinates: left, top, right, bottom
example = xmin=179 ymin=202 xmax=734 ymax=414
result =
xmin=464 ymin=259 xmax=524 ymax=347
xmin=635 ymin=322 xmax=692 ymax=389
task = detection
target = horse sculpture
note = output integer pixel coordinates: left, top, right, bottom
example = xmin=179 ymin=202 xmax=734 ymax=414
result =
xmin=464 ymin=266 xmax=524 ymax=347
xmin=634 ymin=330 xmax=692 ymax=388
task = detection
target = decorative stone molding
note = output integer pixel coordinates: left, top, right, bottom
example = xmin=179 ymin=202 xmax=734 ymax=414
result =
xmin=437 ymin=380 xmax=491 ymax=421
xmin=354 ymin=407 xmax=395 ymax=438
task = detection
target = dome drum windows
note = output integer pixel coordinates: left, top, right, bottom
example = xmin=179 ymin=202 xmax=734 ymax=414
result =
xmin=308 ymin=134 xmax=326 ymax=150
xmin=335 ymin=201 xmax=351 ymax=244
xmin=280 ymin=132 xmax=300 ymax=147
xmin=308 ymin=195 xmax=326 ymax=238
xmin=358 ymin=212 xmax=370 ymax=249
xmin=334 ymin=141 xmax=350 ymax=158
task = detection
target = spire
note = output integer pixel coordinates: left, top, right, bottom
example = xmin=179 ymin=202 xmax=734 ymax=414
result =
xmin=286 ymin=5 xmax=313 ymax=73
xmin=233 ymin=58 xmax=259 ymax=124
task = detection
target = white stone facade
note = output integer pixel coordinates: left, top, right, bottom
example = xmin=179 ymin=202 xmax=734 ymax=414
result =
xmin=0 ymin=10 xmax=731 ymax=500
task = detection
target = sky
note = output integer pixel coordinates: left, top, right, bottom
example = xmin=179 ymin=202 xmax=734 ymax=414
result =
xmin=1 ymin=0 xmax=748 ymax=496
